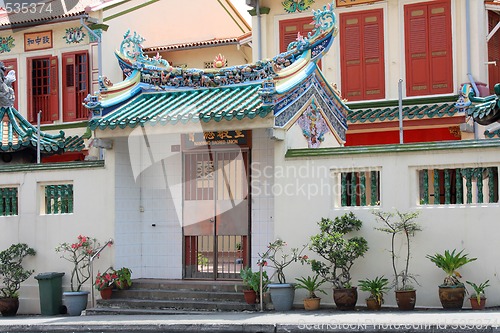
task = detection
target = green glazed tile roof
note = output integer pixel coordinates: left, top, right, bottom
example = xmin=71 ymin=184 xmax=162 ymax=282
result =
xmin=0 ymin=107 xmax=84 ymax=154
xmin=89 ymin=85 xmax=271 ymax=130
xmin=348 ymin=102 xmax=460 ymax=123
xmin=485 ymin=127 xmax=500 ymax=138
xmin=466 ymin=100 xmax=497 ymax=122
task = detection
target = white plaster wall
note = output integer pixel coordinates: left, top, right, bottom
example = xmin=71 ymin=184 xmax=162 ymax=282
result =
xmin=0 ymin=162 xmax=114 ymax=314
xmin=273 ymin=142 xmax=500 ymax=308
xmin=249 ymin=129 xmax=275 ymax=269
xmin=114 ymin=130 xmax=183 ymax=279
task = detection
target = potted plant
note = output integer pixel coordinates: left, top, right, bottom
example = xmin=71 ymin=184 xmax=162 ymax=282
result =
xmin=295 ymin=275 xmax=326 ymax=311
xmin=94 ymin=268 xmax=118 ymax=300
xmin=426 ymin=249 xmax=477 ymax=309
xmin=240 ymin=267 xmax=269 ymax=305
xmin=373 ymin=209 xmax=421 ymax=310
xmin=466 ymin=280 xmax=489 ymax=310
xmin=258 ymin=239 xmax=307 ymax=311
xmin=55 ymin=235 xmax=102 ymax=316
xmin=0 ymin=243 xmax=36 ymax=316
xmin=309 ymin=212 xmax=369 ymax=310
xmin=114 ymin=267 xmax=132 ymax=290
xmin=358 ymin=276 xmax=390 ymax=311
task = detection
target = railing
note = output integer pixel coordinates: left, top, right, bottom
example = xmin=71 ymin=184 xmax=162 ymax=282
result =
xmin=0 ymin=187 xmax=17 ymax=216
xmin=340 ymin=170 xmax=380 ymax=207
xmin=90 ymin=238 xmax=114 ymax=308
xmin=45 ymin=184 xmax=73 ymax=214
xmin=419 ymin=167 xmax=498 ymax=205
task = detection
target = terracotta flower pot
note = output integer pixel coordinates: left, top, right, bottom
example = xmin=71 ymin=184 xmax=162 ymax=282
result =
xmin=395 ymin=290 xmax=416 ymax=311
xmin=243 ymin=289 xmax=257 ymax=304
xmin=100 ymin=287 xmax=113 ymax=300
xmin=470 ymin=297 xmax=486 ymax=310
xmin=438 ymin=285 xmax=465 ymax=309
xmin=366 ymin=297 xmax=382 ymax=311
xmin=0 ymin=297 xmax=19 ymax=316
xmin=303 ymin=297 xmax=321 ymax=311
xmin=333 ymin=287 xmax=357 ymax=311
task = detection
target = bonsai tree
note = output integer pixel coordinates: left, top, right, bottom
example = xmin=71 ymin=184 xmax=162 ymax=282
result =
xmin=295 ymin=275 xmax=327 ymax=299
xmin=0 ymin=243 xmax=36 ymax=299
xmin=258 ymin=239 xmax=307 ymax=284
xmin=0 ymin=243 xmax=36 ymax=316
xmin=373 ymin=210 xmax=421 ymax=291
xmin=426 ymin=249 xmax=476 ymax=286
xmin=309 ymin=212 xmax=369 ymax=289
xmin=358 ymin=276 xmax=390 ymax=306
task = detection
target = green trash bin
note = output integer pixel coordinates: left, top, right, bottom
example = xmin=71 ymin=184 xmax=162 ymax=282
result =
xmin=34 ymin=272 xmax=65 ymax=315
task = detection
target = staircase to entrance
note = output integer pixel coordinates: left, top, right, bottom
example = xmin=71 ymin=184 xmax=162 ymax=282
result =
xmin=86 ymin=279 xmax=257 ymax=315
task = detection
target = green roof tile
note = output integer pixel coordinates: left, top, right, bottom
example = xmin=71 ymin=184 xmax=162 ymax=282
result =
xmin=347 ymin=102 xmax=460 ymax=123
xmin=0 ymin=107 xmax=84 ymax=154
xmin=89 ymin=85 xmax=271 ymax=130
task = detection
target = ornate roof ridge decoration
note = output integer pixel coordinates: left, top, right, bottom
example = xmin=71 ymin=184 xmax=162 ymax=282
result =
xmin=0 ymin=107 xmax=84 ymax=154
xmin=85 ymin=2 xmax=337 ymax=114
xmin=349 ymin=102 xmax=461 ymax=124
xmin=456 ymin=83 xmax=500 ymax=125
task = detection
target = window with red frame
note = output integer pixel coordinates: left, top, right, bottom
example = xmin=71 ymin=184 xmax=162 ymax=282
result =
xmin=340 ymin=8 xmax=385 ymax=101
xmin=404 ymin=0 xmax=452 ymax=97
xmin=27 ymin=56 xmax=58 ymax=123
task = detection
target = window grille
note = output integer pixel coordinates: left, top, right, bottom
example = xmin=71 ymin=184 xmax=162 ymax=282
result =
xmin=0 ymin=187 xmax=17 ymax=216
xmin=419 ymin=167 xmax=498 ymax=205
xmin=44 ymin=184 xmax=73 ymax=214
xmin=340 ymin=171 xmax=380 ymax=206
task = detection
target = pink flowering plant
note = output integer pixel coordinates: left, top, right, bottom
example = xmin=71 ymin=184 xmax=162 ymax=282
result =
xmin=94 ymin=268 xmax=118 ymax=291
xmin=258 ymin=239 xmax=308 ymax=284
xmin=55 ymin=235 xmax=101 ymax=292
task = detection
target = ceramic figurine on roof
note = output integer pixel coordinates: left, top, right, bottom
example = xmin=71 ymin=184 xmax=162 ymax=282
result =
xmin=456 ymin=83 xmax=500 ymax=125
xmin=87 ymin=2 xmax=348 ymax=147
xmin=0 ymin=61 xmax=16 ymax=108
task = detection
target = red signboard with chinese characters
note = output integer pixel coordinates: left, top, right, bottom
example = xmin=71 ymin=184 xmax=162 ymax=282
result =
xmin=336 ymin=0 xmax=382 ymax=7
xmin=182 ymin=130 xmax=251 ymax=149
xmin=24 ymin=31 xmax=52 ymax=51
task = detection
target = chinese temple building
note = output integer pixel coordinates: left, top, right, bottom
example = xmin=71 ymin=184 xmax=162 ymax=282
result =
xmin=86 ymin=3 xmax=350 ymax=280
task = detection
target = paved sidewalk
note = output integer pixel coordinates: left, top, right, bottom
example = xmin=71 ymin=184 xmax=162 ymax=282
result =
xmin=1 ymin=309 xmax=500 ymax=333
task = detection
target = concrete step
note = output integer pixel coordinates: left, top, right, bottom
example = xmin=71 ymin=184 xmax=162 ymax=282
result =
xmin=130 ymin=279 xmax=246 ymax=293
xmin=111 ymin=289 xmax=246 ymax=302
xmin=86 ymin=279 xmax=258 ymax=315
xmin=90 ymin=298 xmax=257 ymax=313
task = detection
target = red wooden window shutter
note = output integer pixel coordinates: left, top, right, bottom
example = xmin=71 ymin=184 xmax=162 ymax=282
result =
xmin=340 ymin=9 xmax=385 ymax=101
xmin=488 ymin=11 xmax=500 ymax=94
xmin=49 ymin=56 xmax=59 ymax=121
xmin=341 ymin=15 xmax=362 ymax=100
xmin=26 ymin=58 xmax=34 ymax=122
xmin=2 ymin=59 xmax=18 ymax=110
xmin=62 ymin=51 xmax=89 ymax=121
xmin=428 ymin=1 xmax=452 ymax=94
xmin=405 ymin=0 xmax=452 ymax=96
xmin=62 ymin=53 xmax=76 ymax=121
